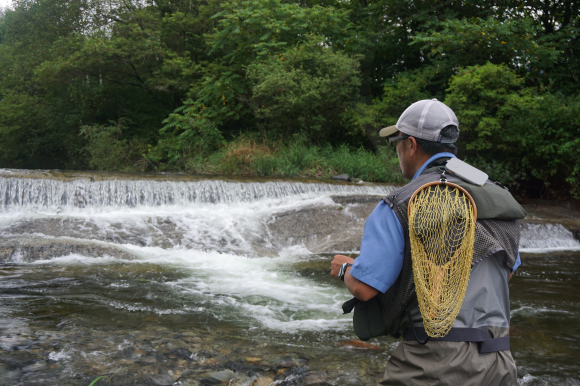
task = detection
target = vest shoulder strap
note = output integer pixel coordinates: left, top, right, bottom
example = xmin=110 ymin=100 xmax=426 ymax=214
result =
xmin=384 ymin=170 xmax=527 ymax=221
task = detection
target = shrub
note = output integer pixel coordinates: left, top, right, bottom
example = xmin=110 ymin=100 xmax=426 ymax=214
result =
xmin=79 ymin=119 xmax=148 ymax=172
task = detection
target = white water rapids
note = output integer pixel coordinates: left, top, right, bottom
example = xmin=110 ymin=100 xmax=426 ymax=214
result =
xmin=0 ymin=170 xmax=578 ymax=335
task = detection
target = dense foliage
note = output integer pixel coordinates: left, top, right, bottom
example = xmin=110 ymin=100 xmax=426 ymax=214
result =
xmin=0 ymin=0 xmax=578 ymax=197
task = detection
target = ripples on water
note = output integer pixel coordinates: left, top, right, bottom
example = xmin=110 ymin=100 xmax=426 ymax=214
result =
xmin=0 ymin=170 xmax=579 ymax=385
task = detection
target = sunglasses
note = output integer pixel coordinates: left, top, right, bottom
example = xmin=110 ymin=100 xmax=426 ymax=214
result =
xmin=388 ymin=134 xmax=410 ymax=147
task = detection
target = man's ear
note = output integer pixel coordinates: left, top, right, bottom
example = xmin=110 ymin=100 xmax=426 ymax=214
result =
xmin=408 ymin=136 xmax=418 ymax=156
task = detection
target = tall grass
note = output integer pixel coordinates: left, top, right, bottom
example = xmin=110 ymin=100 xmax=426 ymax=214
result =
xmin=83 ymin=131 xmax=404 ymax=183
xmin=182 ymin=136 xmax=403 ymax=183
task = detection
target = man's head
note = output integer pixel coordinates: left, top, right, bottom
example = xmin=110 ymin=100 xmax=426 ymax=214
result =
xmin=379 ymin=99 xmax=459 ymax=179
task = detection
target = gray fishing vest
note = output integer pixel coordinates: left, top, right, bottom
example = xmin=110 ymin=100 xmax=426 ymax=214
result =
xmin=377 ymin=163 xmax=527 ymax=338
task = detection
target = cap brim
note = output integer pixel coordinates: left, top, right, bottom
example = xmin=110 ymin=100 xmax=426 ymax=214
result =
xmin=379 ymin=125 xmax=397 ymax=137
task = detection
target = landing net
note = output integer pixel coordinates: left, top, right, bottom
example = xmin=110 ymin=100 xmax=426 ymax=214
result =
xmin=408 ymin=182 xmax=476 ymax=338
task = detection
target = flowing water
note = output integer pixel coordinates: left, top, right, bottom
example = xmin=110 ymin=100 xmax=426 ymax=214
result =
xmin=0 ymin=170 xmax=578 ymax=386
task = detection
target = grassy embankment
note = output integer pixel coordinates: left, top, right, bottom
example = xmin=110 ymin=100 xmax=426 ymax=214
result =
xmin=89 ymin=133 xmax=404 ymax=183
xmin=164 ymin=137 xmax=403 ymax=183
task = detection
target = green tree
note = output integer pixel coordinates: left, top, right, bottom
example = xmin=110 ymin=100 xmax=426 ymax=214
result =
xmin=0 ymin=0 xmax=100 ymax=168
xmin=152 ymin=0 xmax=357 ymax=165
xmin=0 ymin=0 xmax=579 ymax=196
xmin=247 ymin=40 xmax=362 ymax=142
xmin=446 ymin=63 xmax=580 ymax=198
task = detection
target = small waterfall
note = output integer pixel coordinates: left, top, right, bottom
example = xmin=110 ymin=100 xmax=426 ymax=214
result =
xmin=519 ymin=223 xmax=580 ymax=251
xmin=1 ymin=169 xmax=578 ymax=253
xmin=0 ymin=172 xmax=394 ymax=212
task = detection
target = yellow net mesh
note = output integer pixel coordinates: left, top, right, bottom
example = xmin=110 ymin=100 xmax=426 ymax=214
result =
xmin=408 ymin=182 xmax=476 ymax=338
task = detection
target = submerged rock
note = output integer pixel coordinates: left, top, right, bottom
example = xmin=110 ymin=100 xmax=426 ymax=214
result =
xmin=266 ymin=195 xmax=380 ymax=253
xmin=228 ymin=374 xmax=255 ymax=386
xmin=335 ymin=374 xmax=366 ymax=385
xmin=200 ymin=369 xmax=235 ymax=384
xmin=0 ymin=237 xmax=137 ymax=263
xmin=252 ymin=376 xmax=274 ymax=386
xmin=175 ymin=348 xmax=194 ymax=361
xmin=303 ymin=371 xmax=330 ymax=385
xmin=149 ymin=373 xmax=176 ymax=386
xmin=179 ymin=379 xmax=202 ymax=386
xmin=332 ymin=174 xmax=351 ymax=182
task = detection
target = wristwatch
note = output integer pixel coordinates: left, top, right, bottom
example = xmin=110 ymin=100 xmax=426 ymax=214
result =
xmin=338 ymin=263 xmax=353 ymax=281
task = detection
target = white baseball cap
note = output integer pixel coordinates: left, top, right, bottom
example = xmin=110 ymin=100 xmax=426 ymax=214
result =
xmin=379 ymin=99 xmax=459 ymax=143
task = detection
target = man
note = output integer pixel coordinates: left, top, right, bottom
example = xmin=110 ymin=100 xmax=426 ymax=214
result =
xmin=330 ymin=99 xmax=525 ymax=385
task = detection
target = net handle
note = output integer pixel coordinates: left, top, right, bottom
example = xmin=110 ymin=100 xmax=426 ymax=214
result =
xmin=407 ymin=181 xmax=478 ymax=224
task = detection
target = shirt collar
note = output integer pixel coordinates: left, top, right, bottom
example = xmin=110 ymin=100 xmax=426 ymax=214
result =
xmin=412 ymin=152 xmax=457 ymax=181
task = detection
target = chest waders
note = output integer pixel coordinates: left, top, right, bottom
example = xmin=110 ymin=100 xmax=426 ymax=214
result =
xmin=343 ymin=160 xmax=526 ymax=354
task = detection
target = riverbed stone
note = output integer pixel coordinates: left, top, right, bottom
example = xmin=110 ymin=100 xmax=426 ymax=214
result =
xmin=112 ymin=366 xmax=129 ymax=377
xmin=137 ymin=356 xmax=158 ymax=364
xmin=175 ymin=348 xmax=194 ymax=361
xmin=200 ymin=369 xmax=235 ymax=384
xmin=334 ymin=374 xmax=365 ymax=385
xmin=149 ymin=373 xmax=176 ymax=385
xmin=277 ymin=359 xmax=296 ymax=369
xmin=179 ymin=379 xmax=202 ymax=386
xmin=224 ymin=360 xmax=263 ymax=376
xmin=0 ymin=368 xmax=22 ymax=383
xmin=228 ymin=374 xmax=255 ymax=386
xmin=3 ymin=352 xmax=38 ymax=370
xmin=166 ymin=339 xmax=189 ymax=351
xmin=252 ymin=376 xmax=274 ymax=386
xmin=21 ymin=361 xmax=47 ymax=372
xmin=303 ymin=371 xmax=329 ymax=385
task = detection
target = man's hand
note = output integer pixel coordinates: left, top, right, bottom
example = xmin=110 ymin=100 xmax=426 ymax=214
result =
xmin=330 ymin=254 xmax=355 ymax=280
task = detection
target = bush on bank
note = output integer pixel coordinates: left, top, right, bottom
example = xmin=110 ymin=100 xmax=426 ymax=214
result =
xmin=80 ymin=130 xmax=403 ymax=183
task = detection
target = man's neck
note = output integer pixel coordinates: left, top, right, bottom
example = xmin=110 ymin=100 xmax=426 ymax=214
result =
xmin=411 ymin=152 xmax=457 ymax=181
xmin=408 ymin=151 xmax=432 ymax=179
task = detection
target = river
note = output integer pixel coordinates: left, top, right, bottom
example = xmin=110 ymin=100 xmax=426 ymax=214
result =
xmin=0 ymin=170 xmax=578 ymax=385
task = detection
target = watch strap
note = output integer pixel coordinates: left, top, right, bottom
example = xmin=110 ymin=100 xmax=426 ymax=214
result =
xmin=339 ymin=263 xmax=353 ymax=281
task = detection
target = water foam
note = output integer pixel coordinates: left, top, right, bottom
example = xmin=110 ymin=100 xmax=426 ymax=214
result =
xmin=34 ymin=245 xmax=353 ymax=333
xmin=519 ymin=223 xmax=580 ymax=251
xmin=517 ymin=374 xmax=537 ymax=385
xmin=48 ymin=349 xmax=74 ymax=361
xmin=511 ymin=305 xmax=571 ymax=316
